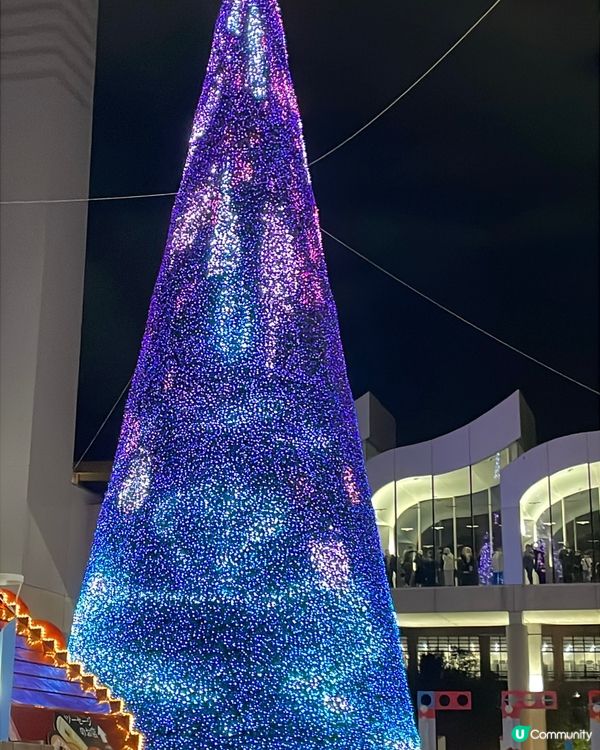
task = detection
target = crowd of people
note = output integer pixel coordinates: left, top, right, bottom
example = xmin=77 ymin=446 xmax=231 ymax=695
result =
xmin=383 ymin=540 xmax=598 ymax=588
xmin=523 ymin=542 xmax=598 ymax=584
xmin=383 ymin=545 xmax=503 ymax=588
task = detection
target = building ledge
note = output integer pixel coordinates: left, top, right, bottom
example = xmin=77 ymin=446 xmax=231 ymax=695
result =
xmin=72 ymin=460 xmax=112 ymax=485
xmin=393 ymin=583 xmax=600 ymax=627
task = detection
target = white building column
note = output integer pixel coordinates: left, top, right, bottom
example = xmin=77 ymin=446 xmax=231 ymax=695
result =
xmin=502 ymin=505 xmax=524 ymax=585
xmin=505 ymin=614 xmax=547 ymax=750
xmin=506 ymin=613 xmax=529 ymax=692
xmin=0 ymin=0 xmax=100 ymax=631
xmin=527 ymin=624 xmax=544 ymax=693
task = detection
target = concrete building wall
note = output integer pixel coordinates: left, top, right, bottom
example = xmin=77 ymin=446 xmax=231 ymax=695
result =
xmin=367 ymin=390 xmax=527 ymax=492
xmin=355 ymin=392 xmax=397 ymax=459
xmin=0 ymin=0 xmax=99 ymax=631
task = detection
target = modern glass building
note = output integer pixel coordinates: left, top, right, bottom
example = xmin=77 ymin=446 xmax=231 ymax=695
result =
xmin=356 ymin=390 xmax=600 ymax=705
xmin=360 ymin=391 xmax=599 ymax=588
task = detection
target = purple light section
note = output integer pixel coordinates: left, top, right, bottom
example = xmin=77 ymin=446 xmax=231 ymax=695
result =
xmin=70 ymin=1 xmax=420 ymax=748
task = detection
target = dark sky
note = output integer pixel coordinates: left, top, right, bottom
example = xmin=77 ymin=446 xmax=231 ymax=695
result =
xmin=75 ymin=0 xmax=599 ymax=462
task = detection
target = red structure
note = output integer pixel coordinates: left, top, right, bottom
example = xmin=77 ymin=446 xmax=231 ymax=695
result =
xmin=501 ymin=690 xmax=558 ymax=720
xmin=0 ymin=590 xmax=143 ymax=748
xmin=501 ymin=690 xmax=558 ymax=750
xmin=417 ymin=691 xmax=472 ymax=750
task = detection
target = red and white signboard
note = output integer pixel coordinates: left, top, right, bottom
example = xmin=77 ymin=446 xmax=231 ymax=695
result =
xmin=501 ymin=691 xmax=558 ymax=750
xmin=417 ymin=692 xmax=472 ymax=750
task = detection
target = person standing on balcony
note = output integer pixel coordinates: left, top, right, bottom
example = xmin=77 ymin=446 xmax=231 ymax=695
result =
xmin=441 ymin=547 xmax=455 ymax=586
xmin=582 ymin=551 xmax=593 ymax=582
xmin=492 ymin=547 xmax=504 ymax=584
xmin=414 ymin=550 xmax=425 ymax=587
xmin=533 ymin=542 xmax=546 ymax=583
xmin=422 ymin=549 xmax=437 ymax=586
xmin=402 ymin=550 xmax=415 ymax=587
xmin=389 ymin=551 xmax=398 ymax=588
xmin=559 ymin=544 xmax=574 ymax=583
xmin=523 ymin=544 xmax=535 ymax=584
xmin=458 ymin=547 xmax=478 ymax=585
xmin=572 ymin=550 xmax=583 ymax=583
xmin=384 ymin=550 xmax=394 ymax=588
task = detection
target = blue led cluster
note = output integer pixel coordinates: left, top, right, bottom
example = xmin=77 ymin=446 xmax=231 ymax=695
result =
xmin=70 ymin=1 xmax=420 ymax=748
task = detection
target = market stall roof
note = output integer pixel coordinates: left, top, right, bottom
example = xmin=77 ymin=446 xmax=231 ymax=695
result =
xmin=0 ymin=592 xmax=143 ymax=750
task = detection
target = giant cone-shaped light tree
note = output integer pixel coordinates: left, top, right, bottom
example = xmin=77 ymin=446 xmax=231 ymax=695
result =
xmin=70 ymin=1 xmax=419 ymax=748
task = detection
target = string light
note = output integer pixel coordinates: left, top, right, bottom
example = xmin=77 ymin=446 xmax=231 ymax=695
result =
xmin=478 ymin=532 xmax=493 ymax=585
xmin=0 ymin=593 xmax=143 ymax=750
xmin=493 ymin=452 xmax=502 ymax=481
xmin=69 ymin=1 xmax=419 ymax=748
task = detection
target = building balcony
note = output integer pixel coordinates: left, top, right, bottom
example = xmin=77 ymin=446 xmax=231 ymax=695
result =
xmin=391 ymin=582 xmax=600 ymax=627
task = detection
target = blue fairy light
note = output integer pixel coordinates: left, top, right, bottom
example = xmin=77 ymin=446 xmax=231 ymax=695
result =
xmin=70 ymin=1 xmax=420 ymax=748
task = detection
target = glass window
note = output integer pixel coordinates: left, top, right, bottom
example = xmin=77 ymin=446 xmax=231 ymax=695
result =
xmin=542 ymin=637 xmax=554 ymax=681
xmin=590 ymin=488 xmax=600 ymax=581
xmin=471 ymin=451 xmax=509 ymax=584
xmin=435 ymin=467 xmax=471 ymax=587
xmin=552 ymin=465 xmax=592 ymax=584
xmin=396 ymin=505 xmax=419 ymax=561
xmin=509 ymin=442 xmax=521 ymax=462
xmin=589 ymin=462 xmax=600 ymax=580
xmin=535 ymin=503 xmax=553 ymax=584
xmin=391 ymin=445 xmax=515 ymax=588
xmin=456 ymin=488 xmax=478 ymax=587
xmin=455 ymin=500 xmax=472 ymax=554
xmin=417 ymin=636 xmax=480 ymax=677
xmin=521 ymin=465 xmax=600 ymax=585
xmin=563 ymin=636 xmax=600 ymax=680
xmin=395 ymin=476 xmax=433 ymax=587
xmin=490 ymin=636 xmax=508 ymax=678
xmin=396 ymin=504 xmax=418 ymax=587
xmin=490 ymin=484 xmax=503 ymax=556
xmin=400 ymin=635 xmax=409 ymax=669
xmin=432 ymin=496 xmax=454 ymax=559
xmin=472 ymin=489 xmax=491 ymax=583
xmin=419 ymin=491 xmax=435 ymax=556
xmin=591 ymin=462 xmax=600 ymax=501
xmin=551 ymin=494 xmax=566 ymax=584
xmin=519 ymin=476 xmax=552 ymax=585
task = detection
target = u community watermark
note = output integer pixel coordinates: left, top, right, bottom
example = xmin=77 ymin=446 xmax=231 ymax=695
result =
xmin=512 ymin=725 xmax=592 ymax=743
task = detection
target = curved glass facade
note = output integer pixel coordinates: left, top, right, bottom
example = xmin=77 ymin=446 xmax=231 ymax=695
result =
xmin=385 ymin=444 xmax=517 ymax=587
xmin=520 ymin=461 xmax=600 ymax=584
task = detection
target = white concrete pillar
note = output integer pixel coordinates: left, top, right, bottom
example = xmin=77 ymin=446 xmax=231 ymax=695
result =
xmin=501 ymin=503 xmax=524 ymax=585
xmin=505 ymin=615 xmax=547 ymax=750
xmin=506 ymin=613 xmax=529 ymax=691
xmin=0 ymin=0 xmax=100 ymax=630
xmin=527 ymin=624 xmax=544 ymax=693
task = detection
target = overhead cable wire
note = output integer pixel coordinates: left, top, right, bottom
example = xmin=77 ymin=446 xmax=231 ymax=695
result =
xmin=73 ymin=375 xmax=134 ymax=469
xmin=321 ymin=228 xmax=600 ymax=397
xmin=73 ymin=225 xmax=599 ymax=466
xmin=1 ymin=0 xmax=504 ymax=208
xmin=1 ymin=191 xmax=178 ymax=206
xmin=309 ymin=0 xmax=503 ymax=166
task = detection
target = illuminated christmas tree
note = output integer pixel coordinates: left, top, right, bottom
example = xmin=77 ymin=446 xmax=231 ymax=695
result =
xmin=478 ymin=533 xmax=493 ymax=585
xmin=70 ymin=1 xmax=419 ymax=748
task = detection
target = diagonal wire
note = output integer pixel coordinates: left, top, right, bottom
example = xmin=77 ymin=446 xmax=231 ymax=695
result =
xmin=73 ymin=375 xmax=134 ymax=470
xmin=1 ymin=0 xmax=504 ymax=207
xmin=73 ymin=226 xmax=599 ymax=467
xmin=321 ymin=228 xmax=600 ymax=397
xmin=0 ymin=192 xmax=178 ymax=206
xmin=308 ymin=0 xmax=504 ymax=166
xmin=3 ymin=0 xmax=592 ymax=462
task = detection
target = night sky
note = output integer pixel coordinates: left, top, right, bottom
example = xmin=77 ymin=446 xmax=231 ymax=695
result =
xmin=75 ymin=0 xmax=599 ymax=462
